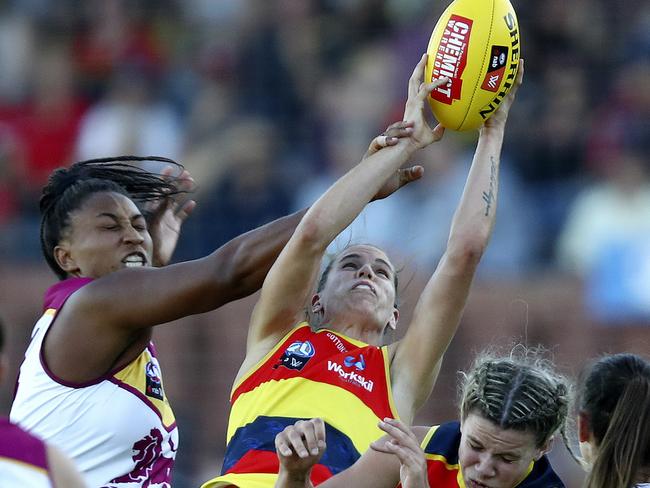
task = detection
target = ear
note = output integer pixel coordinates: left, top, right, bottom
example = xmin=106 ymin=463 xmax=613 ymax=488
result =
xmin=54 ymin=243 xmax=79 ymax=276
xmin=535 ymin=436 xmax=554 ymax=460
xmin=578 ymin=411 xmax=591 ymax=443
xmin=311 ymin=294 xmax=324 ymax=315
xmin=386 ymin=308 xmax=399 ymax=331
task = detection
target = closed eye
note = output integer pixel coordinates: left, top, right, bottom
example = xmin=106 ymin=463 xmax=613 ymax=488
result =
xmin=342 ymin=262 xmax=357 ymax=270
xmin=470 ymin=442 xmax=484 ymax=451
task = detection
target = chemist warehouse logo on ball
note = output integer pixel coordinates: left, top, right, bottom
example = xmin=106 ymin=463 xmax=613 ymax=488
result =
xmin=327 ymin=354 xmax=374 ymax=392
xmin=431 ymin=14 xmax=473 ymax=105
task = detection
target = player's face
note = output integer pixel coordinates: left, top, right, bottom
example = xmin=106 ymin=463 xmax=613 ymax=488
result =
xmin=459 ymin=413 xmax=545 ymax=488
xmin=316 ymin=245 xmax=398 ymax=331
xmin=56 ymin=191 xmax=153 ymax=279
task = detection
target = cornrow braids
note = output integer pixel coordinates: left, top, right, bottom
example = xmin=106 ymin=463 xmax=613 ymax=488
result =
xmin=459 ymin=346 xmax=571 ymax=448
xmin=40 ymin=156 xmax=187 ymax=280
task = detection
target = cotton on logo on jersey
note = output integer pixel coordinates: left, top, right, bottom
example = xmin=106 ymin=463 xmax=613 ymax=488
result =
xmin=430 ymin=15 xmax=473 ymax=105
xmin=328 ymin=354 xmax=374 ymax=391
xmin=276 ymin=340 xmax=316 ymax=371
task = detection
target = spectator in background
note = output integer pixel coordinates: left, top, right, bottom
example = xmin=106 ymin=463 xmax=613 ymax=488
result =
xmin=75 ymin=64 xmax=182 ymax=166
xmin=557 ymin=147 xmax=650 ymax=322
xmin=4 ymin=42 xmax=86 ymax=207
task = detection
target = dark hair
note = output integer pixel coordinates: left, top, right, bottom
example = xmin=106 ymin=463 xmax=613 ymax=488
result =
xmin=460 ymin=346 xmax=571 ymax=448
xmin=579 ymin=353 xmax=650 ymax=488
xmin=40 ymin=156 xmax=186 ymax=280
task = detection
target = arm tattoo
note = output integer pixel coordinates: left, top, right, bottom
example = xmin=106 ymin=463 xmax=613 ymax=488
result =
xmin=482 ymin=156 xmax=497 ymax=217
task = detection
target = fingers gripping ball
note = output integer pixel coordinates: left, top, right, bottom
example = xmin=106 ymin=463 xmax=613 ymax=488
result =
xmin=425 ymin=0 xmax=521 ymax=130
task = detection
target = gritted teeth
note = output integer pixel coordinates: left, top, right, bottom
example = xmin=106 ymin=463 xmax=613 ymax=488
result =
xmin=123 ymin=252 xmax=146 ymax=267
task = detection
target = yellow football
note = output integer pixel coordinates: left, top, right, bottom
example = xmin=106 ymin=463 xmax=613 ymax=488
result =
xmin=425 ymin=0 xmax=520 ymax=131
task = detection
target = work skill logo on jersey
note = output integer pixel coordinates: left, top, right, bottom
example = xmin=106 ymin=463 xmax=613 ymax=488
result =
xmin=344 ymin=354 xmax=366 ymax=371
xmin=276 ymin=340 xmax=316 ymax=371
xmin=145 ymin=359 xmax=164 ymax=400
xmin=328 ymin=354 xmax=374 ymax=391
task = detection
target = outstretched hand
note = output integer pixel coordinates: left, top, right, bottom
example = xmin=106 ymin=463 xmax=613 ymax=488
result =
xmin=146 ymin=166 xmax=196 ymax=267
xmin=275 ymin=418 xmax=326 ymax=488
xmin=371 ymin=419 xmax=430 ymax=488
xmin=482 ymin=59 xmax=524 ymax=131
xmin=366 ymin=120 xmax=424 ymax=201
xmin=403 ymin=54 xmax=448 ymax=150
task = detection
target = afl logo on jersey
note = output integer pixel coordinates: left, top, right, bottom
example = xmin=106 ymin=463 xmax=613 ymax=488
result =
xmin=276 ymin=340 xmax=316 ymax=371
xmin=145 ymin=360 xmax=164 ymax=400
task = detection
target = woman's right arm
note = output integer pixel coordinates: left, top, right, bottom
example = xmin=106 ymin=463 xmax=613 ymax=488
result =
xmin=244 ymin=56 xmax=447 ymax=359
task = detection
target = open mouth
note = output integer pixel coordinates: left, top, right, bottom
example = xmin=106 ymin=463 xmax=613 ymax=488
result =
xmin=351 ymin=281 xmax=376 ymax=295
xmin=122 ymin=252 xmax=147 ymax=268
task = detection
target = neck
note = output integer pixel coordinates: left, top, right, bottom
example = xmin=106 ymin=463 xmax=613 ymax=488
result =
xmin=318 ymin=316 xmax=385 ymax=346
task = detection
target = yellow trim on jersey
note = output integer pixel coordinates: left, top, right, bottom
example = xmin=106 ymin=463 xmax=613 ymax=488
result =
xmin=516 ymin=461 xmax=535 ymax=486
xmin=228 ymin=377 xmax=385 ymax=453
xmin=113 ymin=350 xmax=175 ymax=428
xmin=424 ymin=453 xmax=460 ymax=471
xmin=0 ymin=456 xmax=48 ymax=475
xmin=44 ymin=308 xmax=56 ymax=317
xmin=458 ymin=469 xmax=467 ymax=488
xmin=231 ymin=323 xmax=312 ymax=396
xmin=381 ymin=345 xmax=400 ymax=420
xmin=201 ymin=471 xmax=278 ymax=488
xmin=420 ymin=425 xmax=439 ymax=450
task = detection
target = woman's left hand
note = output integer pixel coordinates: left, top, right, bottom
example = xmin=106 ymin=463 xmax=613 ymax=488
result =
xmin=146 ymin=167 xmax=196 ymax=267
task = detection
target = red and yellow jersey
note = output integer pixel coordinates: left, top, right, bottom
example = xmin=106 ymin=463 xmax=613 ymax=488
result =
xmin=418 ymin=422 xmax=564 ymax=488
xmin=202 ymin=323 xmax=398 ymax=488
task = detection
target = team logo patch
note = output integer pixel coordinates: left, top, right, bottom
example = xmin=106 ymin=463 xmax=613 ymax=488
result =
xmin=276 ymin=340 xmax=316 ymax=371
xmin=145 ymin=360 xmax=164 ymax=400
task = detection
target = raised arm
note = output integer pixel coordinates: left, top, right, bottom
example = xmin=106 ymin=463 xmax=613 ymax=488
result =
xmin=244 ymin=56 xmax=447 ymax=361
xmin=390 ymin=60 xmax=525 ymax=422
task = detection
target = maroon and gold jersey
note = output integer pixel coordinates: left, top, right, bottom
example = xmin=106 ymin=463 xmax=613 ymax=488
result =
xmin=202 ymin=323 xmax=398 ymax=488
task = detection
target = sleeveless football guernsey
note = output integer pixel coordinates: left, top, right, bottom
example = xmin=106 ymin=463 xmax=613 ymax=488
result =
xmin=10 ymin=277 xmax=178 ymax=487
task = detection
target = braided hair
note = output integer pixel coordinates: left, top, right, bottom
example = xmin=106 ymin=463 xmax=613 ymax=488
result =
xmin=578 ymin=353 xmax=650 ymax=488
xmin=40 ymin=156 xmax=186 ymax=280
xmin=459 ymin=346 xmax=571 ymax=448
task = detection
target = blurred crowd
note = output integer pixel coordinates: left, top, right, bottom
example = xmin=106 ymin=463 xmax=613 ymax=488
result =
xmin=0 ymin=0 xmax=648 ymax=486
xmin=0 ymin=0 xmax=648 ymax=303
